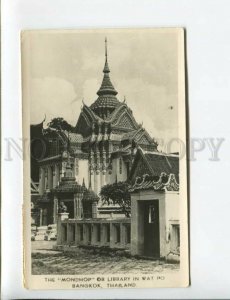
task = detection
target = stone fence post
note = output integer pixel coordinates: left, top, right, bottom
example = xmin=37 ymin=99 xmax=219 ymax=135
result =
xmin=57 ymin=212 xmax=69 ymax=245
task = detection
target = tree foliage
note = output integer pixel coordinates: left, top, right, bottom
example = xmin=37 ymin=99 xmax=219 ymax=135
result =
xmin=100 ymin=181 xmax=131 ymax=217
xmin=47 ymin=117 xmax=74 ymax=132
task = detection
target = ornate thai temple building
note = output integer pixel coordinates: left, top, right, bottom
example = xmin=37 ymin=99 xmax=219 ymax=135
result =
xmin=31 ymin=39 xmax=181 ymax=260
xmin=74 ymin=38 xmax=158 ymax=192
xmin=31 ymin=39 xmax=160 ymax=226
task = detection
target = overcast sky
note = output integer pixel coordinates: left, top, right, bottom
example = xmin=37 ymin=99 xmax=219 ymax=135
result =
xmin=23 ymin=29 xmax=181 ymax=152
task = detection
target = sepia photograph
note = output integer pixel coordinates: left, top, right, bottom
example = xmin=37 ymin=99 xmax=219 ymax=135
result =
xmin=22 ymin=28 xmax=188 ymax=289
xmin=4 ymin=0 xmax=230 ymax=298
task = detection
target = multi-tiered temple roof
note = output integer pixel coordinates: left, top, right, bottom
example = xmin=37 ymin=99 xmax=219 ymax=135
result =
xmin=36 ymin=39 xmax=159 ymax=166
xmin=74 ymin=38 xmax=158 ymax=153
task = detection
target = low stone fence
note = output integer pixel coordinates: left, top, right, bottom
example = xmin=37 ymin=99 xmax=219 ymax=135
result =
xmin=57 ymin=216 xmax=131 ymax=250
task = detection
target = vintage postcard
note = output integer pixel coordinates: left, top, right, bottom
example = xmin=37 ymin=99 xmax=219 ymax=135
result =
xmin=22 ymin=28 xmax=189 ymax=289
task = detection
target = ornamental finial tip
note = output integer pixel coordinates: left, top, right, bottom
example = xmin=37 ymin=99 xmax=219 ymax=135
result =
xmin=105 ymin=37 xmax=108 ymax=60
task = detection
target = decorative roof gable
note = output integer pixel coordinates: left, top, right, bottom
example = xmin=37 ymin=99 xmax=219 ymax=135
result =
xmin=114 ymin=112 xmax=138 ymax=130
xmin=110 ymin=105 xmax=139 ymax=129
xmin=75 ymin=105 xmax=101 ymax=137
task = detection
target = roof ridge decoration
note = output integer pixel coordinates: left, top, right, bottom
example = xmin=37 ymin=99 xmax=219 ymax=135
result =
xmin=142 ymin=149 xmax=178 ymax=157
xmin=75 ymin=104 xmax=104 ymax=136
xmin=128 ymin=146 xmax=149 ymax=180
xmin=130 ymin=172 xmax=179 ymax=192
xmin=133 ymin=127 xmax=144 ymax=139
xmin=55 ymin=130 xmax=69 ymax=149
xmin=164 ymin=173 xmax=179 ymax=191
xmin=83 ymin=105 xmax=102 ymax=122
xmin=136 ymin=130 xmax=156 ymax=145
xmin=139 ymin=146 xmax=156 ymax=174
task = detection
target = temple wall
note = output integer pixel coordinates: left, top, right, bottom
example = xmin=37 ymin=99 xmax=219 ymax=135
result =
xmin=111 ymin=157 xmax=127 ymax=183
xmin=165 ymin=192 xmax=180 ymax=255
xmin=165 ymin=192 xmax=179 ymax=227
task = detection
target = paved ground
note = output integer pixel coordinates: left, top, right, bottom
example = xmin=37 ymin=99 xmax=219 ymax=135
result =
xmin=32 ymin=240 xmax=59 ymax=254
xmin=32 ymin=241 xmax=179 ymax=275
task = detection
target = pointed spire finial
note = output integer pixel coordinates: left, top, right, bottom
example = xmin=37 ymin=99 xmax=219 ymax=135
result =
xmin=105 ymin=37 xmax=108 ymax=61
xmin=94 ymin=37 xmax=118 ymax=101
xmin=103 ymin=37 xmax=110 ymax=74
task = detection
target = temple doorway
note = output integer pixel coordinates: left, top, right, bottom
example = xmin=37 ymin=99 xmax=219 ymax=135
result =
xmin=140 ymin=200 xmax=160 ymax=258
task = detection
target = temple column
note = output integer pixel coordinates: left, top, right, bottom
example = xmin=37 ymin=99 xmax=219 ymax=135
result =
xmin=59 ymin=163 xmax=62 ymax=180
xmin=101 ymin=171 xmax=106 ymax=187
xmin=89 ymin=148 xmax=95 ymax=191
xmin=54 ymin=164 xmax=60 ymax=187
xmin=48 ymin=165 xmax=53 ymax=190
xmin=106 ymin=165 xmax=112 ymax=185
xmin=39 ymin=167 xmax=45 ymax=195
xmin=120 ymin=223 xmax=125 ymax=248
xmin=90 ymin=170 xmax=94 ymax=191
xmin=53 ymin=196 xmax=58 ymax=224
xmin=115 ymin=158 xmax=119 ymax=180
xmin=44 ymin=167 xmax=48 ymax=190
xmin=94 ymin=171 xmax=98 ymax=194
xmin=101 ymin=143 xmax=106 ymax=187
xmin=92 ymin=201 xmax=98 ymax=218
xmin=106 ymin=140 xmax=112 ymax=185
xmin=60 ymin=162 xmax=66 ymax=178
xmin=91 ymin=224 xmax=97 ymax=245
xmin=93 ymin=145 xmax=100 ymax=194
xmin=74 ymin=194 xmax=77 ymax=219
xmin=74 ymin=193 xmax=83 ymax=220
xmin=74 ymin=158 xmax=79 ymax=182
xmin=39 ymin=208 xmax=43 ymax=226
xmin=52 ymin=166 xmax=56 ymax=188
xmin=95 ymin=145 xmax=101 ymax=194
